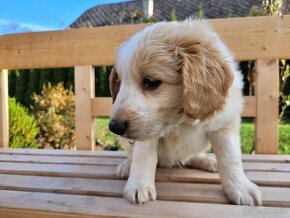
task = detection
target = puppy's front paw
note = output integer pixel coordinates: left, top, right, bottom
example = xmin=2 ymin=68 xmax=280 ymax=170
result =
xmin=224 ymin=178 xmax=262 ymax=206
xmin=116 ymin=159 xmax=131 ymax=179
xmin=124 ymin=180 xmax=156 ymax=204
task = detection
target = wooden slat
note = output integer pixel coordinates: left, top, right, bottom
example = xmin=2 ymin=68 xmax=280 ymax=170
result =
xmin=1 ymin=154 xmax=290 ymax=172
xmin=1 ymin=162 xmax=290 ymax=186
xmin=0 ymin=190 xmax=289 ymax=218
xmin=255 ymin=59 xmax=279 ymax=154
xmin=243 ymin=162 xmax=290 ymax=172
xmin=91 ymin=97 xmax=112 ymax=117
xmin=0 ymin=174 xmax=289 ymax=207
xmin=157 ymin=168 xmax=290 ymax=187
xmin=1 ymin=16 xmax=290 ymax=69
xmin=0 ymin=148 xmax=127 ymax=158
xmin=242 ymin=96 xmax=256 ymax=117
xmin=0 ymin=154 xmax=123 ymax=166
xmin=0 ymin=162 xmax=116 ymax=179
xmin=242 ymin=154 xmax=290 ymax=163
xmin=0 ymin=149 xmax=289 ymax=162
xmin=91 ymin=96 xmax=257 ymax=117
xmin=74 ymin=66 xmax=95 ymax=150
xmin=0 ymin=70 xmax=9 ymax=148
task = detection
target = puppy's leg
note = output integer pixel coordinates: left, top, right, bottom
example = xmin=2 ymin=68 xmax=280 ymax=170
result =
xmin=124 ymin=138 xmax=158 ymax=204
xmin=208 ymin=119 xmax=262 ymax=206
xmin=186 ymin=154 xmax=217 ymax=172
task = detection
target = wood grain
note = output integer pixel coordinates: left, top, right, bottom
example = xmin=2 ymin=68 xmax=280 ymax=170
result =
xmin=0 ymin=149 xmax=289 ymax=162
xmin=0 ymin=148 xmax=127 ymax=158
xmin=0 ymin=16 xmax=290 ymax=69
xmin=0 ymin=70 xmax=9 ymax=148
xmin=0 ymin=161 xmax=290 ymax=186
xmin=0 ymin=174 xmax=289 ymax=207
xmin=91 ymin=96 xmax=257 ymax=117
xmin=255 ymin=59 xmax=279 ymax=154
xmin=0 ymin=154 xmax=290 ymax=172
xmin=74 ymin=66 xmax=95 ymax=150
xmin=0 ymin=190 xmax=289 ymax=218
xmin=0 ymin=154 xmax=124 ymax=166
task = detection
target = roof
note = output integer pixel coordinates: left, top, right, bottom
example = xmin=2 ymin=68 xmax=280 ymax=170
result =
xmin=70 ymin=0 xmax=263 ymax=28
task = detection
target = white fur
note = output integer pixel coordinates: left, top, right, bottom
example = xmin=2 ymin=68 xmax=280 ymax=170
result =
xmin=110 ymin=20 xmax=262 ymax=205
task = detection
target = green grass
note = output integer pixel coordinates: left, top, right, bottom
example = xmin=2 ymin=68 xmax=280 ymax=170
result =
xmin=95 ymin=117 xmax=123 ymax=151
xmin=240 ymin=122 xmax=290 ymax=154
xmin=96 ymin=118 xmax=290 ymax=154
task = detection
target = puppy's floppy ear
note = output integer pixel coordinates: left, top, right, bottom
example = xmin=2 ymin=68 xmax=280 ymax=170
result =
xmin=176 ymin=37 xmax=233 ymax=121
xmin=109 ymin=66 xmax=120 ymax=104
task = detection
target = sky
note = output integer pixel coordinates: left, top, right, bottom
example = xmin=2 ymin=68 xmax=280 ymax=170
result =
xmin=0 ymin=0 xmax=128 ymax=34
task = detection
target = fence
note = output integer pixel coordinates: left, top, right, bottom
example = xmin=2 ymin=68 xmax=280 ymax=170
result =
xmin=1 ymin=15 xmax=290 ymax=153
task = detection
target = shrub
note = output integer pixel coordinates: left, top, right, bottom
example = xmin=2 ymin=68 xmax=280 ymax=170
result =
xmin=31 ymin=83 xmax=75 ymax=149
xmin=8 ymin=97 xmax=39 ymax=148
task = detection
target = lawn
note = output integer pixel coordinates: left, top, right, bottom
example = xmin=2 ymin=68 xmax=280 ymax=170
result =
xmin=96 ymin=118 xmax=290 ymax=154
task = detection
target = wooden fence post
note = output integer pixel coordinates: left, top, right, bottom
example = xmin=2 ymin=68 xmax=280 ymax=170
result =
xmin=255 ymin=59 xmax=279 ymax=154
xmin=0 ymin=69 xmax=9 ymax=148
xmin=74 ymin=66 xmax=95 ymax=150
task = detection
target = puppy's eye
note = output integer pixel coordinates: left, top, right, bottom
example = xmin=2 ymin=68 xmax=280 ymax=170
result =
xmin=143 ymin=78 xmax=161 ymax=90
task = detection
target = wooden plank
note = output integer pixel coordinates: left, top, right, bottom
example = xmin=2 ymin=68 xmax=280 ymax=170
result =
xmin=91 ymin=97 xmax=112 ymax=117
xmin=91 ymin=96 xmax=256 ymax=117
xmin=1 ymin=154 xmax=290 ymax=172
xmin=0 ymin=162 xmax=116 ymax=179
xmin=243 ymin=162 xmax=290 ymax=172
xmin=255 ymin=59 xmax=279 ymax=154
xmin=242 ymin=96 xmax=256 ymax=117
xmin=74 ymin=66 xmax=95 ymax=150
xmin=0 ymin=174 xmax=289 ymax=207
xmin=242 ymin=154 xmax=290 ymax=163
xmin=0 ymin=70 xmax=9 ymax=148
xmin=0 ymin=162 xmax=290 ymax=186
xmin=0 ymin=148 xmax=127 ymax=158
xmin=156 ymin=168 xmax=290 ymax=187
xmin=0 ymin=149 xmax=289 ymax=162
xmin=0 ymin=190 xmax=289 ymax=218
xmin=0 ymin=154 xmax=123 ymax=166
xmin=1 ymin=16 xmax=290 ymax=69
xmin=0 ymin=149 xmax=290 ymax=163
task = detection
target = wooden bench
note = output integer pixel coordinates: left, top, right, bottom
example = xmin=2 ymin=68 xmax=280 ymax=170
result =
xmin=0 ymin=15 xmax=290 ymax=217
xmin=0 ymin=149 xmax=289 ymax=217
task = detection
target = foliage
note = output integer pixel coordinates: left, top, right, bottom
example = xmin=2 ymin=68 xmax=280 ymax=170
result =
xmin=130 ymin=9 xmax=156 ymax=24
xmin=280 ymin=60 xmax=290 ymax=122
xmin=197 ymin=2 xmax=205 ymax=18
xmin=279 ymin=124 xmax=290 ymax=154
xmin=250 ymin=0 xmax=282 ymax=16
xmin=9 ymin=68 xmax=74 ymax=107
xmin=31 ymin=83 xmax=75 ymax=149
xmin=8 ymin=67 xmax=112 ymax=108
xmin=8 ymin=98 xmax=39 ymax=148
xmin=171 ymin=8 xmax=177 ymax=21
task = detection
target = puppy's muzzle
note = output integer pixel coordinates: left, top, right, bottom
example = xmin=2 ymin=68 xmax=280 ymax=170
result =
xmin=109 ymin=119 xmax=128 ymax=136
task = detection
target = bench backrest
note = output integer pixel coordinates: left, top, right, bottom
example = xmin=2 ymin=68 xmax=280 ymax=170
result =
xmin=1 ymin=15 xmax=290 ymax=153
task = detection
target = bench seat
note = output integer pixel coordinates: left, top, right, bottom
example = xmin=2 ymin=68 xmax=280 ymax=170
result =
xmin=0 ymin=148 xmax=289 ymax=218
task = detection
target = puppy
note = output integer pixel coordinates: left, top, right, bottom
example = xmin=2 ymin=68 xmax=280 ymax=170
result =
xmin=109 ymin=20 xmax=262 ymax=206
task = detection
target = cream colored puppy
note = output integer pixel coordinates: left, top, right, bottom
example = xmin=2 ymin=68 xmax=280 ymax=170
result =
xmin=109 ymin=20 xmax=262 ymax=206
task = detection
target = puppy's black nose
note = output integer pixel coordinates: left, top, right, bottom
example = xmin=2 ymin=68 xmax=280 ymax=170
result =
xmin=109 ymin=119 xmax=128 ymax=136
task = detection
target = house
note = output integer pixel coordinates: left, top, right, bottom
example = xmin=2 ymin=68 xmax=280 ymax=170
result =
xmin=70 ymin=0 xmax=263 ymax=28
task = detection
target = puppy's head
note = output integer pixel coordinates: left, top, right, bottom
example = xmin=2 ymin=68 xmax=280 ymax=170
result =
xmin=109 ymin=21 xmax=233 ymax=140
